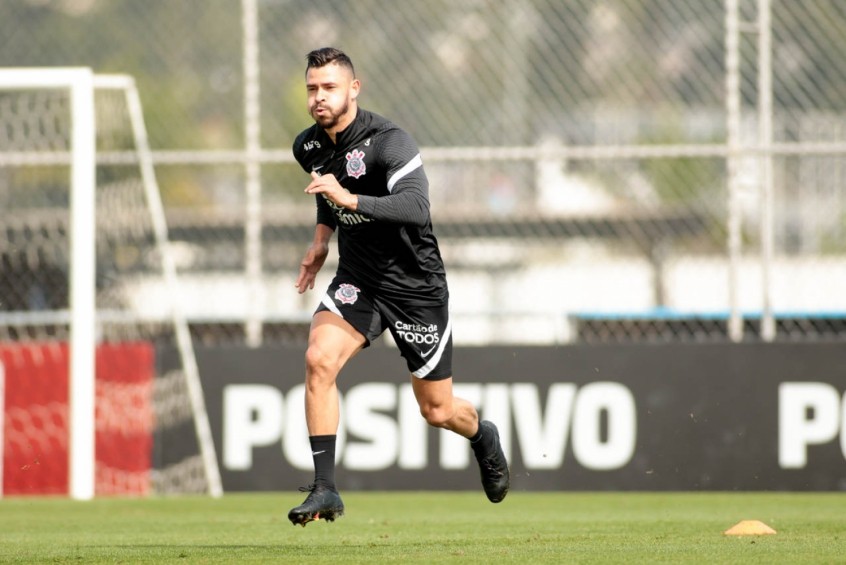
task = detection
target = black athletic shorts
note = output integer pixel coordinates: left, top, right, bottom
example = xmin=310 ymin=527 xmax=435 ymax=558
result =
xmin=315 ymin=275 xmax=453 ymax=380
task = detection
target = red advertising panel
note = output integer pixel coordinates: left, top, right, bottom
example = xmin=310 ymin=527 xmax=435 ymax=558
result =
xmin=1 ymin=342 xmax=153 ymax=496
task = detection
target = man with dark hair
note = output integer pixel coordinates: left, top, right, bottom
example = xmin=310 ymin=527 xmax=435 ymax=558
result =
xmin=288 ymin=47 xmax=509 ymax=527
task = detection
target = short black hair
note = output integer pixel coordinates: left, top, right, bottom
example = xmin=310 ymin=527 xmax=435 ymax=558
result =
xmin=306 ymin=47 xmax=355 ymax=77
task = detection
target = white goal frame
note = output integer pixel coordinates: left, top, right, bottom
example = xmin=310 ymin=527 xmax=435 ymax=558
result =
xmin=0 ymin=68 xmax=222 ymax=499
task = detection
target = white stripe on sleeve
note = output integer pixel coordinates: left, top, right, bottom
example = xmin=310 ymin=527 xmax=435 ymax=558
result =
xmin=387 ymin=153 xmax=423 ymax=193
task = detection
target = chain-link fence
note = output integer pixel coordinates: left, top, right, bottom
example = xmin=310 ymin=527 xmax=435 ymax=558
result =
xmin=1 ymin=0 xmax=845 ymax=345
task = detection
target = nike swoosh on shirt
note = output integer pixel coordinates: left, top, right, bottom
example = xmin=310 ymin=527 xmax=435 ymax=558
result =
xmin=420 ymin=344 xmax=437 ymax=358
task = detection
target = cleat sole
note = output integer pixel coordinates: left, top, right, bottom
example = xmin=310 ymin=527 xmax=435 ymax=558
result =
xmin=288 ymin=508 xmax=344 ymax=527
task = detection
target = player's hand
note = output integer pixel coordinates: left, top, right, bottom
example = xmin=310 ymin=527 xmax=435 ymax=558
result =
xmin=295 ymin=241 xmax=329 ymax=294
xmin=305 ymin=172 xmax=358 ymax=210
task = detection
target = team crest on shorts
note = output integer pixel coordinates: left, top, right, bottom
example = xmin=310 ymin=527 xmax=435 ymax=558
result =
xmin=345 ymin=149 xmax=367 ymax=179
xmin=335 ymin=283 xmax=361 ymax=305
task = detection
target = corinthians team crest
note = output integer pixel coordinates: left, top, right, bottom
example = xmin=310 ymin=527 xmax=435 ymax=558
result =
xmin=345 ymin=149 xmax=367 ymax=179
xmin=334 ymin=283 xmax=361 ymax=305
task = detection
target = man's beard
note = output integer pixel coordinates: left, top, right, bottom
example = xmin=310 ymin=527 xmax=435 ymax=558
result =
xmin=312 ymin=99 xmax=350 ymax=130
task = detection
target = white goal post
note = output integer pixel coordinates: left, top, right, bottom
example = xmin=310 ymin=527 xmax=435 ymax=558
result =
xmin=0 ymin=68 xmax=222 ymax=499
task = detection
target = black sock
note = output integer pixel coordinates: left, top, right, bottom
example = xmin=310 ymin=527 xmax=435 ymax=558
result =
xmin=469 ymin=423 xmax=484 ymax=444
xmin=470 ymin=421 xmax=490 ymax=457
xmin=470 ymin=421 xmax=497 ymax=457
xmin=309 ymin=435 xmax=337 ymax=488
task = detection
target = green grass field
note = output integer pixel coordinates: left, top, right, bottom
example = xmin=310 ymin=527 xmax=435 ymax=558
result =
xmin=1 ymin=492 xmax=844 ymax=564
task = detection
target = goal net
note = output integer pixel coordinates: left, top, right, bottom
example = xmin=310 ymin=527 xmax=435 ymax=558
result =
xmin=0 ymin=69 xmax=221 ymax=498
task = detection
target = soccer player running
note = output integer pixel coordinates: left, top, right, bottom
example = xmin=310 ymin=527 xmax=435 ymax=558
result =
xmin=288 ymin=47 xmax=509 ymax=526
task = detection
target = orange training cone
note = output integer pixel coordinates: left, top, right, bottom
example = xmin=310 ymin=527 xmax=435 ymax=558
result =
xmin=724 ymin=520 xmax=777 ymax=536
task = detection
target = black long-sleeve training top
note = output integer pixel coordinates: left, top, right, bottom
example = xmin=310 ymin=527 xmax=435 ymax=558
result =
xmin=293 ymin=108 xmax=448 ymax=305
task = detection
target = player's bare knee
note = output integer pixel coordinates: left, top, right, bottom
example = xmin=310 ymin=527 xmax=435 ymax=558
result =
xmin=419 ymin=404 xmax=452 ymax=428
xmin=304 ymin=345 xmax=339 ymax=388
xmin=304 ymin=343 xmax=336 ymax=371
